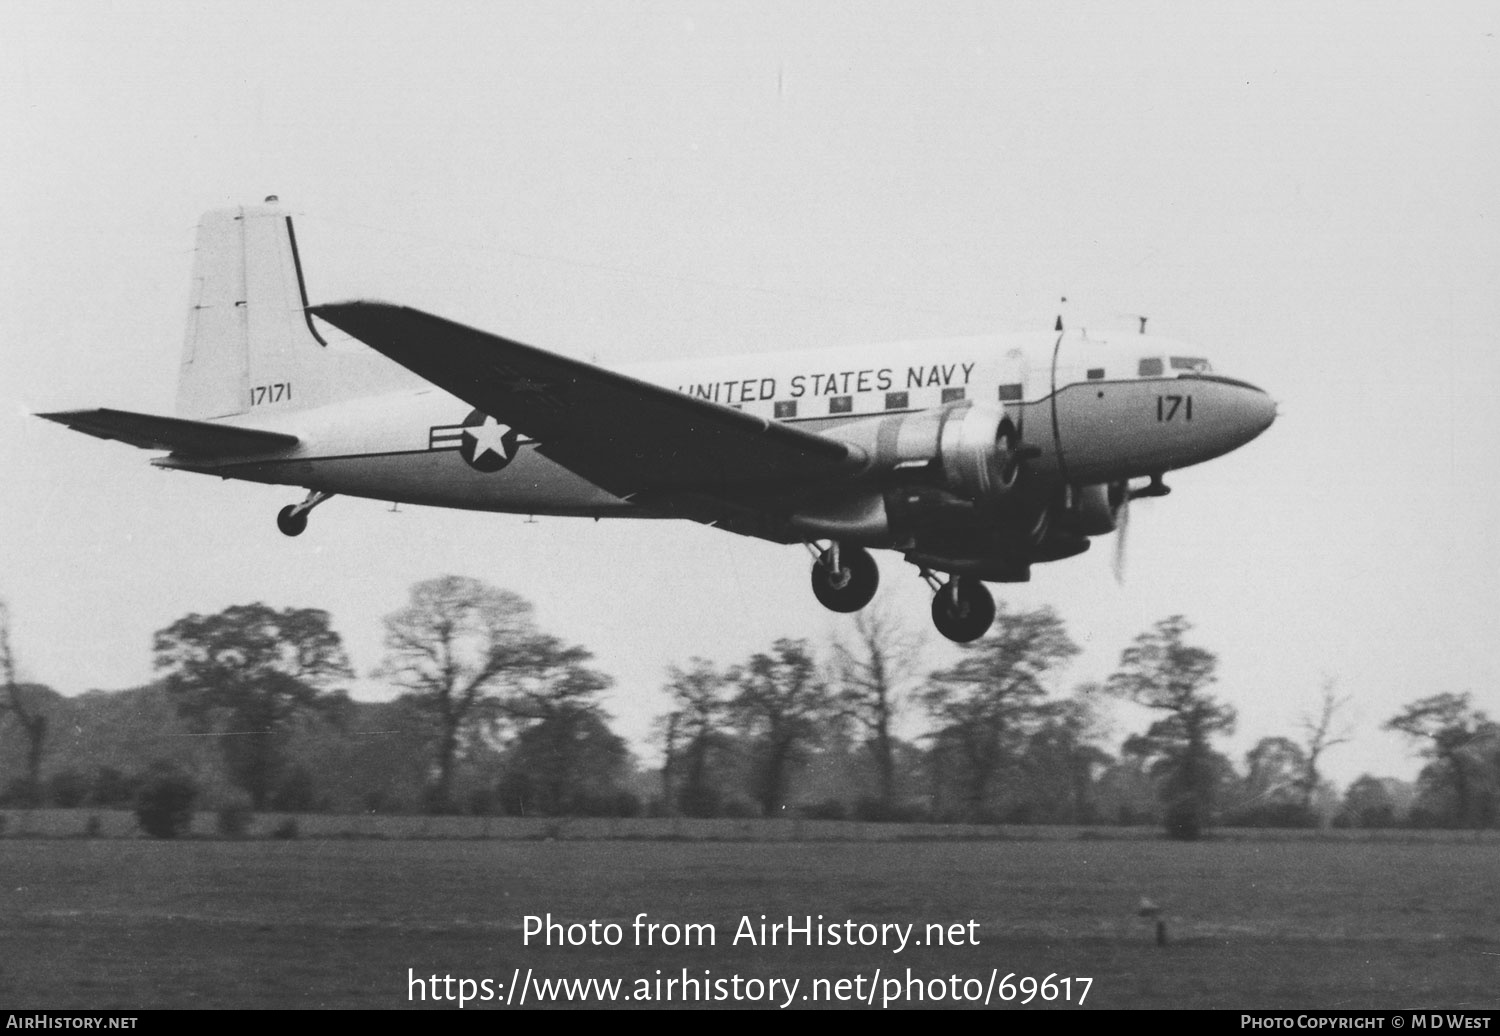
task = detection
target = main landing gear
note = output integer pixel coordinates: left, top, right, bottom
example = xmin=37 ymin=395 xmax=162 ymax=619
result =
xmin=807 ymin=542 xmax=879 ymax=613
xmin=276 ymin=490 xmax=334 ymax=537
xmin=804 ymin=541 xmax=996 ymax=642
xmin=920 ymin=569 xmax=996 ymax=644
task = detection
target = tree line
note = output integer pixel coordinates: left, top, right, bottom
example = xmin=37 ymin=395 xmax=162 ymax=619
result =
xmin=2 ymin=585 xmax=1497 ymax=837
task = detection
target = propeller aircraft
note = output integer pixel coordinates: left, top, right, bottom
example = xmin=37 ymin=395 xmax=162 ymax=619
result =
xmin=40 ymin=200 xmax=1276 ymax=642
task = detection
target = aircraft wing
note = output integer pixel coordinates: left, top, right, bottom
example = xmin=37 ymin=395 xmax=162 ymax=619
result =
xmin=37 ymin=408 xmax=299 ymax=456
xmin=311 ymin=302 xmax=866 ymax=498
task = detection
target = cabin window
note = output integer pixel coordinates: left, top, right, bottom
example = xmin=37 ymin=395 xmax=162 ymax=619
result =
xmin=998 ymin=383 xmax=1023 ymax=402
xmin=941 ymin=387 xmax=966 ymax=403
xmin=885 ymin=391 xmax=909 ymax=410
xmin=1170 ymin=356 xmax=1212 ymax=372
xmin=1138 ymin=357 xmax=1164 ymax=377
xmin=774 ymin=400 xmax=797 ymax=419
xmin=1087 ymin=368 xmax=1105 ymax=380
xmin=829 ymin=396 xmax=853 ymax=414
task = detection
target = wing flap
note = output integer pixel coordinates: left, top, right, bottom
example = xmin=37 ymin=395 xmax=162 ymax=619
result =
xmin=37 ymin=408 xmax=299 ymax=457
xmin=311 ymin=301 xmax=863 ymax=496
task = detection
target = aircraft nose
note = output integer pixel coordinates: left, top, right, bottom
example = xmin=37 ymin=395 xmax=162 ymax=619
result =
xmin=1250 ymin=383 xmax=1276 ymax=426
xmin=1183 ymin=372 xmax=1276 ymax=456
xmin=1236 ymin=380 xmax=1277 ymax=442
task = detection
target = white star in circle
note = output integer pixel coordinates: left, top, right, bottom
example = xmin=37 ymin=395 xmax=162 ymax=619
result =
xmin=463 ymin=417 xmax=513 ymax=462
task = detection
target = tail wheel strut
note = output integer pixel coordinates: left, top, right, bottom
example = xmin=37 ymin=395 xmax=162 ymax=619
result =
xmin=277 ymin=490 xmax=334 ymax=537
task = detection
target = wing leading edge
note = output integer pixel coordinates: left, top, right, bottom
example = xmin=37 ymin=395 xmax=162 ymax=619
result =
xmin=311 ymin=301 xmax=866 ymax=499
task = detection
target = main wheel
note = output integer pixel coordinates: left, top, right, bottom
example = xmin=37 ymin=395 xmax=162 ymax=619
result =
xmin=276 ymin=505 xmax=308 ymax=537
xmin=810 ymin=545 xmax=879 ymax=613
xmin=931 ymin=577 xmax=995 ymax=643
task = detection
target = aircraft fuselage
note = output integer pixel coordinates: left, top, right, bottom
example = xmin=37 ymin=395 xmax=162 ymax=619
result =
xmin=159 ymin=329 xmax=1275 ymax=523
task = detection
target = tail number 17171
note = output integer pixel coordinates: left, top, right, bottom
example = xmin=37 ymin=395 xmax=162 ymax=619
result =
xmin=250 ymin=382 xmax=292 ymax=406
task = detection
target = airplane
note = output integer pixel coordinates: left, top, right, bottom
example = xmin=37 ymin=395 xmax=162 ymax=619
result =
xmin=39 ymin=199 xmax=1276 ymax=643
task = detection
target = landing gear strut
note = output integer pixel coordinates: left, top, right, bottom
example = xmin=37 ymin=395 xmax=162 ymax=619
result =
xmin=808 ymin=542 xmax=879 ymax=613
xmin=927 ymin=572 xmax=995 ymax=643
xmin=276 ymin=490 xmax=334 ymax=537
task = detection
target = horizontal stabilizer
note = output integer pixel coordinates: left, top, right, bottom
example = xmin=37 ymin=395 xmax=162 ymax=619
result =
xmin=37 ymin=408 xmax=298 ymax=457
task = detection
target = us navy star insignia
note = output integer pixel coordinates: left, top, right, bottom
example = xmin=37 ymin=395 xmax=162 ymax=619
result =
xmin=427 ymin=409 xmax=527 ymax=473
xmin=464 ymin=416 xmax=513 ymax=463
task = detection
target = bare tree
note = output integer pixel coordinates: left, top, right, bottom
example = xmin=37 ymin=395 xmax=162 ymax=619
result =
xmin=1297 ymin=678 xmax=1352 ymax=812
xmin=375 ymin=576 xmax=539 ymax=812
xmin=0 ymin=600 xmax=49 ymax=805
xmin=833 ymin=605 xmax=920 ymax=817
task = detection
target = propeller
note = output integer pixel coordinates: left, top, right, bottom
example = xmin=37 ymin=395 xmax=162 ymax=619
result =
xmin=1112 ymin=490 xmax=1131 ymax=584
xmin=1112 ymin=475 xmax=1168 ymax=585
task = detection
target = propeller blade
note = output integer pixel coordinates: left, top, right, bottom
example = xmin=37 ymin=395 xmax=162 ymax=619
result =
xmin=1112 ymin=492 xmax=1131 ymax=585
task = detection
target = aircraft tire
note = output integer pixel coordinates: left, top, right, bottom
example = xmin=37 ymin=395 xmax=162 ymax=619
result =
xmin=276 ymin=505 xmax=308 ymax=537
xmin=810 ymin=545 xmax=879 ymax=613
xmin=931 ymin=577 xmax=995 ymax=643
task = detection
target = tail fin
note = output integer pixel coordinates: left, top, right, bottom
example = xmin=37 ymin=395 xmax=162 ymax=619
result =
xmin=176 ymin=199 xmax=415 ymax=419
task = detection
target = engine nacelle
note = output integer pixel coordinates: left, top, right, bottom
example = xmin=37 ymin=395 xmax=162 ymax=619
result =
xmin=823 ymin=401 xmax=1021 ymax=502
xmin=788 ymin=402 xmax=1025 ymax=543
xmin=935 ymin=401 xmax=1021 ymax=502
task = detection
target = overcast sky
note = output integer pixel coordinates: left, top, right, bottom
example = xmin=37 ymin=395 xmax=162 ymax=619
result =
xmin=3 ymin=1 xmax=1497 ymax=790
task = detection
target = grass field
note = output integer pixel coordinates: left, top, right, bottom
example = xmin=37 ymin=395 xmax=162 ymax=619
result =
xmin=1 ymin=832 xmax=1496 ymax=1010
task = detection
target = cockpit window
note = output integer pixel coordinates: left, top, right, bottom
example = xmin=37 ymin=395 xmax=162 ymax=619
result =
xmin=1138 ymin=357 xmax=1164 ymax=377
xmin=1170 ymin=356 xmax=1212 ymax=372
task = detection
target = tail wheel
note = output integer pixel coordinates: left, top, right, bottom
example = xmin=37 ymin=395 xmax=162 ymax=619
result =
xmin=276 ymin=490 xmax=332 ymax=537
xmin=931 ymin=577 xmax=995 ymax=643
xmin=276 ymin=505 xmax=308 ymax=537
xmin=810 ymin=545 xmax=879 ymax=613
